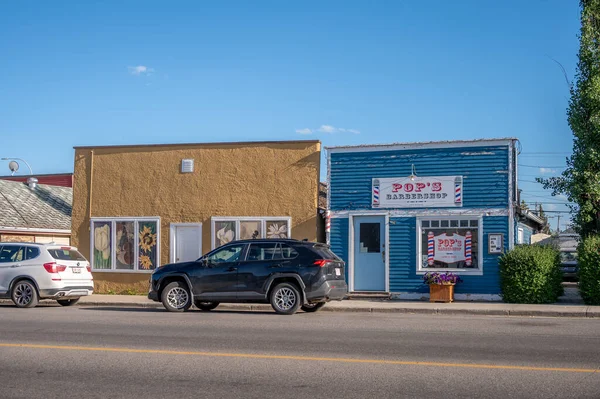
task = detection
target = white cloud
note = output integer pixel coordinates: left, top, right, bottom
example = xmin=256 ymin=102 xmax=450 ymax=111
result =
xmin=557 ymin=194 xmax=569 ymax=201
xmin=296 ymin=124 xmax=361 ymax=135
xmin=539 ymin=167 xmax=557 ymax=174
xmin=545 ymin=204 xmax=557 ymax=211
xmin=317 ymin=125 xmax=335 ymax=133
xmin=128 ymin=65 xmax=154 ymax=76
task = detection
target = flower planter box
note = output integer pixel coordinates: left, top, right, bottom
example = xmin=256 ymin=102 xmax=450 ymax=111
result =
xmin=429 ymin=284 xmax=455 ymax=303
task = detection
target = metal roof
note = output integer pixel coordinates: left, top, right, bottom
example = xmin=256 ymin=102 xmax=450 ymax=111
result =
xmin=325 ymin=137 xmax=518 ymax=151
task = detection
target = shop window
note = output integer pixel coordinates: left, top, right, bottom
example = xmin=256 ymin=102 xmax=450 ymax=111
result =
xmin=91 ymin=218 xmax=160 ymax=272
xmin=211 ymin=217 xmax=292 ymax=249
xmin=419 ymin=218 xmax=480 ymax=272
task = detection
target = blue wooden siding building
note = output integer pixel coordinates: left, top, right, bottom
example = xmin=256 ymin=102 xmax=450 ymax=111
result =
xmin=326 ymin=138 xmax=520 ymax=301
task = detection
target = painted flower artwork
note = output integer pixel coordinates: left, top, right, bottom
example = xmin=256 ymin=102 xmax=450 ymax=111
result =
xmin=217 ymin=225 xmax=235 ymax=246
xmin=116 ymin=221 xmax=134 ymax=270
xmin=93 ymin=222 xmax=111 ymax=269
xmin=138 ymin=222 xmax=157 ymax=270
xmin=267 ymin=222 xmax=288 ymax=239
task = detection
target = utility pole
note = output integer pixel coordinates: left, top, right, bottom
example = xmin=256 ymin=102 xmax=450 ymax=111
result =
xmin=557 ymin=214 xmax=561 ymax=234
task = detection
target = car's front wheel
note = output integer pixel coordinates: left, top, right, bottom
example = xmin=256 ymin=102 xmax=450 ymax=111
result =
xmin=270 ymin=282 xmax=301 ymax=315
xmin=161 ymin=281 xmax=192 ymax=312
xmin=12 ymin=280 xmax=38 ymax=309
xmin=301 ymin=302 xmax=325 ymax=312
xmin=57 ymin=298 xmax=80 ymax=306
xmin=195 ymin=301 xmax=219 ymax=311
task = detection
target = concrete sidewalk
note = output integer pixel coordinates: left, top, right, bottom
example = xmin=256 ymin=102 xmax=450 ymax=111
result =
xmin=54 ymin=295 xmax=600 ymax=318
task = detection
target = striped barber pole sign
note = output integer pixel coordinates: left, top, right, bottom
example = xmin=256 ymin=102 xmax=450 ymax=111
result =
xmin=465 ymin=230 xmax=472 ymax=266
xmin=427 ymin=231 xmax=435 ymax=266
xmin=372 ymin=183 xmax=380 ymax=207
xmin=325 ymin=210 xmax=331 ymax=233
xmin=454 ymin=176 xmax=462 ymax=204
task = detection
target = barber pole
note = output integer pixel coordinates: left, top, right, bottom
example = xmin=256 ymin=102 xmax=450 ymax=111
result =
xmin=325 ymin=210 xmax=331 ymax=233
xmin=427 ymin=231 xmax=434 ymax=266
xmin=454 ymin=176 xmax=462 ymax=204
xmin=372 ymin=185 xmax=380 ymax=206
xmin=465 ymin=231 xmax=472 ymax=266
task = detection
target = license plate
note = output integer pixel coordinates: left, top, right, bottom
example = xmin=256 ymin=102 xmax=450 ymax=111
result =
xmin=335 ymin=268 xmax=341 ymax=276
xmin=72 ymin=268 xmax=82 ymax=274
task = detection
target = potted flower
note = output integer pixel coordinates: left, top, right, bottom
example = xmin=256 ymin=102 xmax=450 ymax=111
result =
xmin=422 ymin=272 xmax=462 ymax=303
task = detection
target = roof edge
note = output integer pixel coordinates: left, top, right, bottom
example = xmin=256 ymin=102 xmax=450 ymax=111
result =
xmin=74 ymin=139 xmax=321 ymax=150
xmin=325 ymin=138 xmax=518 ymax=152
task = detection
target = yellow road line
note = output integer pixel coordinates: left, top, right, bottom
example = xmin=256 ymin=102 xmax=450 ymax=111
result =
xmin=0 ymin=343 xmax=597 ymax=374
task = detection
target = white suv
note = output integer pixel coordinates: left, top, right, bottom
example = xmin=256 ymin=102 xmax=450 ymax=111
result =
xmin=0 ymin=243 xmax=94 ymax=308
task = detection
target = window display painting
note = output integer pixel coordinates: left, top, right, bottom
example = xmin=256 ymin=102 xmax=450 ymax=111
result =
xmin=138 ymin=221 xmax=158 ymax=270
xmin=116 ymin=221 xmax=135 ymax=270
xmin=93 ymin=221 xmax=112 ymax=269
xmin=266 ymin=220 xmax=289 ymax=238
xmin=240 ymin=221 xmax=261 ymax=240
xmin=215 ymin=221 xmax=236 ymax=247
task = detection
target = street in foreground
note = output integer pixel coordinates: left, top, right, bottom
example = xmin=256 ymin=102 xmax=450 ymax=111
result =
xmin=0 ymin=304 xmax=599 ymax=398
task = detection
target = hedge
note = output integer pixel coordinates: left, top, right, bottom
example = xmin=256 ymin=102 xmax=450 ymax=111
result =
xmin=578 ymin=235 xmax=600 ymax=305
xmin=499 ymin=245 xmax=563 ymax=304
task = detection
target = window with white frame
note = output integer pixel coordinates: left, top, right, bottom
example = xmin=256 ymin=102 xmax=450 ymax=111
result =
xmin=211 ymin=217 xmax=292 ymax=249
xmin=517 ymin=228 xmax=524 ymax=244
xmin=91 ymin=218 xmax=160 ymax=271
xmin=418 ymin=218 xmax=480 ymax=271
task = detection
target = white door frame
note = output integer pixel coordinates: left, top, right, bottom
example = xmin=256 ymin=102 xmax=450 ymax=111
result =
xmin=348 ymin=212 xmax=390 ymax=293
xmin=169 ymin=223 xmax=203 ymax=263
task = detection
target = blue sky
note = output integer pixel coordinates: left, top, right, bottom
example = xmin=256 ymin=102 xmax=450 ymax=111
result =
xmin=0 ymin=0 xmax=580 ymax=230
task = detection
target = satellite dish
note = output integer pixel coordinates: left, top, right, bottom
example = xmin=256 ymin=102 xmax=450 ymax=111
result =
xmin=8 ymin=161 xmax=19 ymax=173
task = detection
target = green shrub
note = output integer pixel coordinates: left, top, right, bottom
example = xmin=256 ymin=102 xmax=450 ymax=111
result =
xmin=577 ymin=235 xmax=600 ymax=305
xmin=499 ymin=245 xmax=563 ymax=304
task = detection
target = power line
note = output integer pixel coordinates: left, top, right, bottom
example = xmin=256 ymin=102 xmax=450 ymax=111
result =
xmin=518 ymin=164 xmax=567 ymax=168
xmin=520 ymin=152 xmax=571 ymax=155
xmin=519 ymin=179 xmax=543 ymax=184
xmin=522 ymin=192 xmax=573 ymax=202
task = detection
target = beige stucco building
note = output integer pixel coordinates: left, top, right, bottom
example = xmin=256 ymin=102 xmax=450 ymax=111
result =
xmin=71 ymin=140 xmax=321 ymax=293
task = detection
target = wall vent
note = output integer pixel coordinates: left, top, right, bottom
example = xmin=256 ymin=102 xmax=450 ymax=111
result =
xmin=181 ymin=159 xmax=194 ymax=173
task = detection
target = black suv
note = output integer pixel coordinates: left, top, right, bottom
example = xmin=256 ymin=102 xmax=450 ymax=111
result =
xmin=148 ymin=239 xmax=347 ymax=314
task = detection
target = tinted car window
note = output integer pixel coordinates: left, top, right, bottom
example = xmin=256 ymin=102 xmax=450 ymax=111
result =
xmin=311 ymin=245 xmax=340 ymax=260
xmin=560 ymin=251 xmax=578 ymax=262
xmin=247 ymin=243 xmax=278 ymax=261
xmin=48 ymin=248 xmax=87 ymax=261
xmin=207 ymin=244 xmax=244 ymax=263
xmin=0 ymin=245 xmax=24 ymax=262
xmin=25 ymin=247 xmax=40 ymax=260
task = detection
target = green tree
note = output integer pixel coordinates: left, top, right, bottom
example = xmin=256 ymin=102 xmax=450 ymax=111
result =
xmin=538 ymin=0 xmax=600 ymax=237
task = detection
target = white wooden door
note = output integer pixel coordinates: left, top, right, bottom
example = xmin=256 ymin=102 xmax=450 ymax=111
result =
xmin=170 ymin=224 xmax=202 ymax=263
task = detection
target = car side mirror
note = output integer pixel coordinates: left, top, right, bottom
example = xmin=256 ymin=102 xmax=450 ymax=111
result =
xmin=201 ymin=258 xmax=210 ymax=267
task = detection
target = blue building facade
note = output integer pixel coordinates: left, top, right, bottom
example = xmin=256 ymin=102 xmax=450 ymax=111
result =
xmin=327 ymin=139 xmax=519 ymax=300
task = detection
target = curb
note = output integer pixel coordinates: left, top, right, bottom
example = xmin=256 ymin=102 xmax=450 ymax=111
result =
xmin=2 ymin=300 xmax=599 ymax=318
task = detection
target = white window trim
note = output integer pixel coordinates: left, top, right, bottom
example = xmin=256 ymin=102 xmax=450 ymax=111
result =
xmin=517 ymin=227 xmax=524 ymax=245
xmin=90 ymin=217 xmax=161 ymax=273
xmin=347 ymin=212 xmax=390 ymax=293
xmin=415 ymin=216 xmax=483 ymax=276
xmin=210 ymin=216 xmax=292 ymax=249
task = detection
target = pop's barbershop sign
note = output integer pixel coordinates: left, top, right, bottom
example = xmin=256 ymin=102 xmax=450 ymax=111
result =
xmin=372 ymin=176 xmax=463 ymax=208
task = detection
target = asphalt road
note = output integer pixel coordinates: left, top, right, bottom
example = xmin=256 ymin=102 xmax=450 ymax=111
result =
xmin=0 ymin=304 xmax=599 ymax=399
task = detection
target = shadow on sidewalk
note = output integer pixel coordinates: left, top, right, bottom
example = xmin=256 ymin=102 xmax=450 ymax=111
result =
xmin=79 ymin=307 xmax=287 ymax=316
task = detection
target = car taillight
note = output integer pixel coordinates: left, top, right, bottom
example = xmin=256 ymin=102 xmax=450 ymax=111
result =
xmin=86 ymin=266 xmax=91 ymax=273
xmin=313 ymin=259 xmax=332 ymax=267
xmin=43 ymin=262 xmax=67 ymax=273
